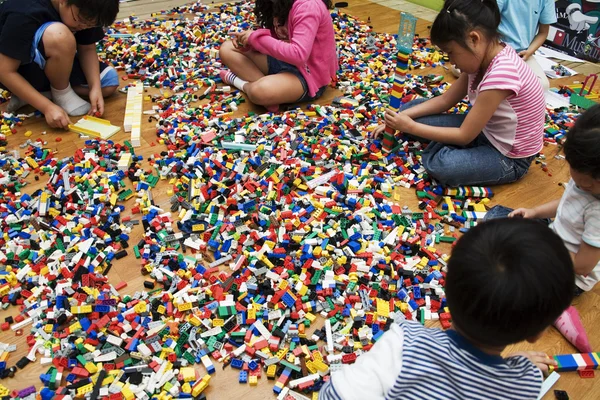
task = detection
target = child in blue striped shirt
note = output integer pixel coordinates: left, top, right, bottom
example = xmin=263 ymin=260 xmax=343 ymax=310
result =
xmin=319 ymin=218 xmax=574 ymax=400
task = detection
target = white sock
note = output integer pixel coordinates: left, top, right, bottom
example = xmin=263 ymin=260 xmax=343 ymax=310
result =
xmin=51 ymin=84 xmax=90 ymax=116
xmin=221 ymin=70 xmax=248 ymax=92
xmin=7 ymin=91 xmax=52 ymax=113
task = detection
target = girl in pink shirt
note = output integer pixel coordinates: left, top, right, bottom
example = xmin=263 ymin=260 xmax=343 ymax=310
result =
xmin=374 ymin=0 xmax=545 ymax=187
xmin=219 ymin=0 xmax=338 ymax=113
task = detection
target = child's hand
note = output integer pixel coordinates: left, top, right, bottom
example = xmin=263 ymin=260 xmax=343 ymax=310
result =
xmin=384 ymin=109 xmax=414 ymax=133
xmin=44 ymin=104 xmax=71 ymax=129
xmin=231 ymin=30 xmax=252 ymax=49
xmin=509 ymin=208 xmax=537 ymax=219
xmin=508 ymin=351 xmax=557 ymax=375
xmin=518 ymin=50 xmax=533 ymax=61
xmin=88 ymin=87 xmax=104 ymax=116
xmin=370 ymin=124 xmax=386 ymax=139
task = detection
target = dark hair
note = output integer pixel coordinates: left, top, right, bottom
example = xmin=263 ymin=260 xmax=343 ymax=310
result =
xmin=564 ymin=104 xmax=600 ymax=179
xmin=255 ymin=0 xmax=332 ymax=29
xmin=445 ymin=218 xmax=574 ymax=348
xmin=430 ymin=0 xmax=500 ymax=49
xmin=67 ymin=0 xmax=119 ymax=27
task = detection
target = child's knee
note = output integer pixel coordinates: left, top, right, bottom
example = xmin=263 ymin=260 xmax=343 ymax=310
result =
xmin=102 ymin=86 xmax=118 ymax=97
xmin=421 ymin=149 xmax=460 ymax=186
xmin=245 ymin=81 xmax=271 ymax=105
xmin=219 ymin=41 xmax=235 ymax=62
xmin=42 ymin=23 xmax=76 ymax=56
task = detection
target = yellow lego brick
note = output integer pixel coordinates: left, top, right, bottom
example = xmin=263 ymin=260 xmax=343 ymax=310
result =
xmin=177 ymin=302 xmax=192 ymax=312
xmin=191 ymin=375 xmax=211 ymax=397
xmin=25 ymin=156 xmax=39 ymax=169
xmin=312 ymin=350 xmax=323 ymax=362
xmin=249 ymin=375 xmax=258 ymax=386
xmin=180 ymin=367 xmax=196 ymax=382
xmin=84 ymin=344 xmax=96 ymax=353
xmin=267 ymin=364 xmax=277 ymax=379
xmin=85 ymin=362 xmax=98 ymax=374
xmin=312 ymin=360 xmax=329 ymax=374
xmin=76 ymin=383 xmax=94 ymax=395
xmin=247 ymin=307 xmax=256 ymax=321
xmin=276 ymin=348 xmax=289 ymax=360
xmin=121 ymin=385 xmax=135 ymax=400
xmin=304 ymin=313 xmax=316 ymax=322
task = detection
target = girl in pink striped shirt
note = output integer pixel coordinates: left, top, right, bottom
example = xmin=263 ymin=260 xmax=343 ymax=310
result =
xmin=219 ymin=0 xmax=338 ymax=113
xmin=375 ymin=0 xmax=546 ymax=187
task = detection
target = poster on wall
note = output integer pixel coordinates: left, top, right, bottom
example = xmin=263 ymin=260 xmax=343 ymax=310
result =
xmin=546 ymin=0 xmax=600 ymax=62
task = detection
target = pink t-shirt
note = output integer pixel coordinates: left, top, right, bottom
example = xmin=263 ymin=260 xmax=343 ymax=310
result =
xmin=247 ymin=0 xmax=338 ymax=97
xmin=468 ymin=45 xmax=545 ymax=158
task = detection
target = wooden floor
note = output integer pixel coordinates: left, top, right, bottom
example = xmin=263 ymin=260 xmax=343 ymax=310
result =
xmin=0 ymin=1 xmax=598 ymax=399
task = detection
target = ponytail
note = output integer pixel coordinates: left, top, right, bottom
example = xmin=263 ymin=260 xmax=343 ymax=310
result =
xmin=431 ymin=0 xmax=500 ymax=49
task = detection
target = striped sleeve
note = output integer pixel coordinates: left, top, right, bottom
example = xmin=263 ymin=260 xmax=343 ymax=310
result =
xmin=479 ymin=58 xmax=522 ymax=96
xmin=318 ymin=324 xmax=405 ymax=400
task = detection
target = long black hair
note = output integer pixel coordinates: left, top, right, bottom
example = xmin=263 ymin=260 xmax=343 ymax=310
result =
xmin=255 ymin=0 xmax=333 ymax=29
xmin=430 ymin=0 xmax=500 ymax=49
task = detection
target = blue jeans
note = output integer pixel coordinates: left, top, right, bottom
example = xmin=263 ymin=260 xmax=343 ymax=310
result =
xmin=401 ymin=99 xmax=535 ymax=187
xmin=484 ymin=205 xmax=553 ymax=225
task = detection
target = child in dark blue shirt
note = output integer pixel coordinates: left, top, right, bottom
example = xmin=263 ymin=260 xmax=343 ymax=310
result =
xmin=0 ymin=0 xmax=119 ymax=128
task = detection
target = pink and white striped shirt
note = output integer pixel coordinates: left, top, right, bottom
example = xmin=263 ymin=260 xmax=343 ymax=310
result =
xmin=468 ymin=45 xmax=545 ymax=158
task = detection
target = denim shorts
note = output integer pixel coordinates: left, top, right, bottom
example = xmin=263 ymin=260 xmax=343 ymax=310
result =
xmin=0 ymin=21 xmax=119 ymax=92
xmin=267 ymin=55 xmax=326 ymax=103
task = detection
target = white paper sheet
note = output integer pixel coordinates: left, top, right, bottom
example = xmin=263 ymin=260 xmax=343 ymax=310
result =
xmin=545 ymin=90 xmax=572 ymax=109
xmin=533 ymin=55 xmax=578 ymax=79
xmin=536 ymin=46 xmax=584 ymax=63
xmin=536 ymin=371 xmax=560 ymax=400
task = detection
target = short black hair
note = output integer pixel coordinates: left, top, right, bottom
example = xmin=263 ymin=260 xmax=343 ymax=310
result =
xmin=564 ymin=104 xmax=600 ymax=179
xmin=430 ymin=0 xmax=500 ymax=50
xmin=446 ymin=218 xmax=574 ymax=348
xmin=67 ymin=0 xmax=119 ymax=27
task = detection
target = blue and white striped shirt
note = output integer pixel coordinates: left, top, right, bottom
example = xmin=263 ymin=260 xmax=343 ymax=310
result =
xmin=320 ymin=321 xmax=543 ymax=400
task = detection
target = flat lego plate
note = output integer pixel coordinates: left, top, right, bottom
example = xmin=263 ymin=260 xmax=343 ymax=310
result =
xmin=69 ymin=116 xmax=121 ymax=139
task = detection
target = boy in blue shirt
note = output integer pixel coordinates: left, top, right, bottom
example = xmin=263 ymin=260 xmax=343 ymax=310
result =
xmin=0 ymin=0 xmax=120 ymax=129
xmin=497 ymin=0 xmax=557 ymax=90
xmin=320 ymin=218 xmax=575 ymax=400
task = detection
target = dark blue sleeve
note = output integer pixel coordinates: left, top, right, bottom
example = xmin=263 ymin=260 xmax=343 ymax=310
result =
xmin=0 ymin=14 xmax=38 ymax=63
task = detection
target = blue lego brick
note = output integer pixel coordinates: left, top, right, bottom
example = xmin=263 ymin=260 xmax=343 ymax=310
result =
xmin=231 ymin=358 xmax=244 ymax=369
xmin=555 ymin=355 xmax=578 ymax=372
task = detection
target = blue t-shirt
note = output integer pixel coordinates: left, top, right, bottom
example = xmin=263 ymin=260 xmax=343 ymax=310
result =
xmin=497 ymin=0 xmax=557 ymax=52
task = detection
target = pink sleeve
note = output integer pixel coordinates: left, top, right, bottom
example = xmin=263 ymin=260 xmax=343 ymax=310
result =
xmin=247 ymin=3 xmax=318 ymax=65
xmin=479 ymin=61 xmax=521 ymax=96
